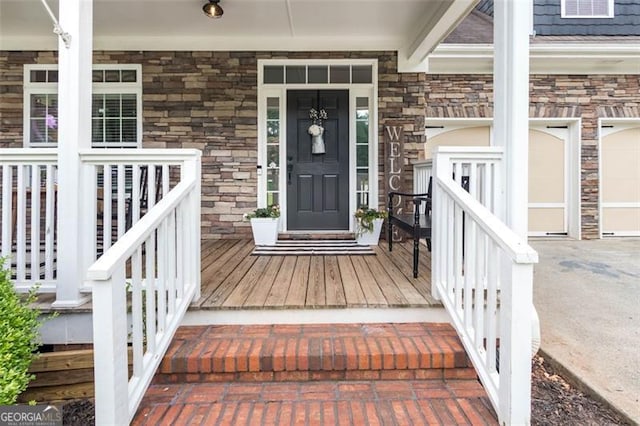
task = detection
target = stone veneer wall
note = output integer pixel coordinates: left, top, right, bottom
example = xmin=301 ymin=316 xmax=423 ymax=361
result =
xmin=424 ymin=74 xmax=640 ymax=239
xmin=0 ymin=50 xmax=425 ymax=239
xmin=2 ymin=51 xmax=638 ymax=239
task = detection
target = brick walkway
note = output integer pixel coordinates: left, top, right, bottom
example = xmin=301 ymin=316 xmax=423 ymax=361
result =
xmin=133 ymin=323 xmax=498 ymax=425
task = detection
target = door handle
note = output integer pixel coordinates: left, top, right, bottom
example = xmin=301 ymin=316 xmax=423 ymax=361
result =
xmin=287 ymin=158 xmax=294 ymax=185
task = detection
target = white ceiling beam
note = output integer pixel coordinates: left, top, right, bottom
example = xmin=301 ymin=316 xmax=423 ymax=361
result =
xmin=398 ymin=0 xmax=478 ymax=73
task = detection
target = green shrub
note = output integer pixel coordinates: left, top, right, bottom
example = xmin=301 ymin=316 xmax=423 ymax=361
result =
xmin=0 ymin=258 xmax=42 ymax=405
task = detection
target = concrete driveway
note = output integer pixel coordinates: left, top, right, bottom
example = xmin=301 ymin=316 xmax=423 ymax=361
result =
xmin=531 ymin=238 xmax=640 ymax=424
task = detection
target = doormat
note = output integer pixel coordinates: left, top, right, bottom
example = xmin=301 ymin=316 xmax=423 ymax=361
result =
xmin=252 ymin=240 xmax=375 ymax=256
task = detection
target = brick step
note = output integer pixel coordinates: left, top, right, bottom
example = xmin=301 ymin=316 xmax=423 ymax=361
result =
xmin=155 ymin=323 xmax=476 ymax=384
xmin=133 ymin=379 xmax=496 ymax=425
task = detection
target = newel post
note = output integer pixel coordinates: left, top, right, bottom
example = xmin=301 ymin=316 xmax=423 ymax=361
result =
xmin=53 ymin=0 xmax=93 ymax=307
xmin=91 ymin=268 xmax=130 ymax=425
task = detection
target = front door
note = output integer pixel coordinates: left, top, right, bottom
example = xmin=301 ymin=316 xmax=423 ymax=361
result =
xmin=286 ymin=90 xmax=349 ymax=230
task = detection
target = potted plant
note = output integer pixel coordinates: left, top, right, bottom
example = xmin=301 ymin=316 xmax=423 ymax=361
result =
xmin=244 ymin=204 xmax=280 ymax=246
xmin=354 ymin=207 xmax=388 ymax=246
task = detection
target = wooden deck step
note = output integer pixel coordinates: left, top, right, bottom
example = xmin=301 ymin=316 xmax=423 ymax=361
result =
xmin=134 ymin=323 xmax=498 ymax=425
xmin=278 ymin=232 xmax=355 ymax=240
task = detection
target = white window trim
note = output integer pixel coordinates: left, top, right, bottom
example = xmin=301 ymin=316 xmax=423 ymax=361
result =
xmin=561 ymin=0 xmax=614 ymax=18
xmin=23 ymin=64 xmax=143 ymax=148
xmin=257 ymin=59 xmax=378 ymax=233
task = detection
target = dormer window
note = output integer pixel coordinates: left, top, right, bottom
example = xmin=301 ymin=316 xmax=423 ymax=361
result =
xmin=561 ymin=0 xmax=614 ymax=18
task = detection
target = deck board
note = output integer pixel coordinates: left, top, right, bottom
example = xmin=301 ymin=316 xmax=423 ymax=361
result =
xmin=195 ymin=239 xmax=439 ymax=310
xmin=337 ymin=256 xmax=367 ymax=307
xmin=242 ymin=256 xmax=284 ymax=308
xmin=306 ymin=256 xmax=325 ymax=307
xmin=264 ymin=256 xmax=296 ymax=307
xmin=324 ymin=256 xmax=346 ymax=307
xmin=284 ymin=256 xmax=311 ymax=308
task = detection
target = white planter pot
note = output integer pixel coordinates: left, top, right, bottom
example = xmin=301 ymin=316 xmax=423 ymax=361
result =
xmin=250 ymin=217 xmax=279 ymax=246
xmin=355 ymin=218 xmax=384 ymax=246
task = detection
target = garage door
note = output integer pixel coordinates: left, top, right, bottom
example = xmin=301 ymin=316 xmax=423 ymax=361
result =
xmin=426 ymin=124 xmax=568 ymax=236
xmin=601 ymin=126 xmax=640 ymax=236
xmin=529 ymin=128 xmax=567 ymax=236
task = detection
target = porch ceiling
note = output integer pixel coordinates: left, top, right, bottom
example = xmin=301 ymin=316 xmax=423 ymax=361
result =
xmin=0 ymin=0 xmax=478 ymax=71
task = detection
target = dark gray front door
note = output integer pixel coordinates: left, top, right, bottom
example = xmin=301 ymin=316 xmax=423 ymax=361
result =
xmin=287 ymin=90 xmax=349 ymax=230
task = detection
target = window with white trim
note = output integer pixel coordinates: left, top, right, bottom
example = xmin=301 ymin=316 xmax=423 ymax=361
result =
xmin=561 ymin=0 xmax=614 ymax=18
xmin=24 ymin=64 xmax=142 ymax=147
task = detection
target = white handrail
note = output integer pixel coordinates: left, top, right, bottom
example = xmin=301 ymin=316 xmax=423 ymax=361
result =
xmin=79 ymin=148 xmax=202 ymax=164
xmin=432 ymin=147 xmax=538 ymax=425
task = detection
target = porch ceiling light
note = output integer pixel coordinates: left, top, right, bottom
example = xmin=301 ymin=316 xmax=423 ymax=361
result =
xmin=203 ymin=0 xmax=224 ymax=18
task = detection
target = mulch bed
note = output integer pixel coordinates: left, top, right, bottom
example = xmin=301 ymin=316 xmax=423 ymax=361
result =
xmin=60 ymin=355 xmax=629 ymax=425
xmin=531 ymin=354 xmax=629 ymax=425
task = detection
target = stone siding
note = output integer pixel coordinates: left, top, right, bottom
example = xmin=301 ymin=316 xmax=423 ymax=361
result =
xmin=425 ymin=74 xmax=640 ymax=239
xmin=0 ymin=50 xmax=425 ymax=239
xmin=1 ymin=51 xmax=638 ymax=239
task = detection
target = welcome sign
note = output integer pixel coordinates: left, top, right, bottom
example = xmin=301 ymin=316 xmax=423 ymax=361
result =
xmin=385 ymin=125 xmax=404 ymax=242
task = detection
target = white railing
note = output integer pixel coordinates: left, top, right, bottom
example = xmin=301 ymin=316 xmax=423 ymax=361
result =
xmin=0 ymin=150 xmax=58 ymax=292
xmin=431 ymin=147 xmax=538 ymax=425
xmin=78 ymin=149 xmax=199 ymax=280
xmin=86 ymin=149 xmax=201 ymax=425
xmin=414 ymin=147 xmax=504 ymax=215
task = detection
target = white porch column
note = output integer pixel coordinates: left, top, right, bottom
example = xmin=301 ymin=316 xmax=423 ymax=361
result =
xmin=53 ymin=0 xmax=93 ymax=307
xmin=494 ymin=1 xmax=533 ymax=425
xmin=493 ymin=0 xmax=530 ymax=238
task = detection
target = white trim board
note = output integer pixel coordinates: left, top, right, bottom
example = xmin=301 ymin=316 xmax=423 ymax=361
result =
xmin=257 ymin=59 xmax=379 ymax=233
xmin=183 ymin=307 xmax=450 ymax=326
xmin=425 ymin=44 xmax=640 ymax=75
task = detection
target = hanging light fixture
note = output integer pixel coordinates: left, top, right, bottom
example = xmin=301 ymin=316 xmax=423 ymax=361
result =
xmin=203 ymin=0 xmax=224 ymax=18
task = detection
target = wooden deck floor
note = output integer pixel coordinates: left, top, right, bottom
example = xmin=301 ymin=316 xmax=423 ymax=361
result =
xmin=195 ymin=239 xmax=438 ymax=310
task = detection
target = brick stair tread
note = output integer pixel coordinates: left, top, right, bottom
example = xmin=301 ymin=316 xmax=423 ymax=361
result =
xmin=133 ymin=379 xmax=498 ymax=425
xmin=159 ymin=323 xmax=472 ymax=377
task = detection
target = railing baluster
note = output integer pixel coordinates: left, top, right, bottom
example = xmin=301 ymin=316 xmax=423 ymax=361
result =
xmin=103 ymin=165 xmax=112 ymax=251
xmin=1 ymin=165 xmax=13 ymax=262
xmin=30 ymin=165 xmax=41 ymax=282
xmin=473 ymin=230 xmax=486 ymax=347
xmin=162 ymin=165 xmax=169 ymax=199
xmin=44 ymin=165 xmax=55 ymax=281
xmin=463 ymin=213 xmax=475 ymax=329
xmin=144 ymin=235 xmax=157 ymax=354
xmin=131 ymin=246 xmax=143 ymax=378
xmin=454 ymin=204 xmax=463 ymax=311
xmin=167 ymin=211 xmax=176 ymax=315
xmin=132 ymin=165 xmax=141 ymax=227
xmin=156 ymin=216 xmax=167 ymax=334
xmin=486 ymin=240 xmax=499 ymax=373
xmin=16 ymin=166 xmax=26 ymax=282
xmin=147 ymin=165 xmax=156 ymax=209
xmin=117 ymin=165 xmax=126 ymax=239
xmin=176 ymin=202 xmax=184 ymax=300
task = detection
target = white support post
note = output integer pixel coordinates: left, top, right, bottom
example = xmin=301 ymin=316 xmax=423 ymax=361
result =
xmin=91 ymin=269 xmax=130 ymax=426
xmin=493 ymin=0 xmax=531 ymax=238
xmin=53 ymin=0 xmax=93 ymax=307
xmin=494 ymin=2 xmax=533 ymax=424
xmin=498 ymin=261 xmax=533 ymax=425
